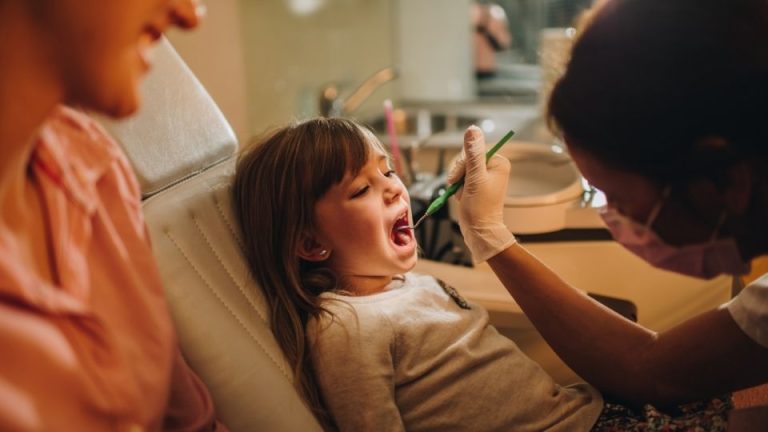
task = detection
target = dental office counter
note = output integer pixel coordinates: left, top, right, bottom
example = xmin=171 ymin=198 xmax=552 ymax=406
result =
xmin=415 ymin=241 xmax=731 ymax=384
xmin=416 ymin=242 xmax=729 ymax=332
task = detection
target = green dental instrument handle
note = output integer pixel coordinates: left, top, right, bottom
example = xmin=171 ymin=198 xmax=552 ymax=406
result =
xmin=413 ymin=129 xmax=515 ymax=229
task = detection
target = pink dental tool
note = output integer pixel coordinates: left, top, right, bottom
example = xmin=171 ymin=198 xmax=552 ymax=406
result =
xmin=383 ymin=99 xmax=404 ymax=179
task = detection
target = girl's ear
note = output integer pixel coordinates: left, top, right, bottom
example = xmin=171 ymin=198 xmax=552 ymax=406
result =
xmin=297 ymin=235 xmax=331 ymax=262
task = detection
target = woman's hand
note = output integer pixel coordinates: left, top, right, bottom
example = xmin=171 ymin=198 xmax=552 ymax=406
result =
xmin=447 ymin=126 xmax=516 ymax=262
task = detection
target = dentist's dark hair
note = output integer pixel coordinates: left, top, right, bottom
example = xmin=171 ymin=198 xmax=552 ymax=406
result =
xmin=231 ymin=117 xmax=386 ymax=429
xmin=548 ymin=0 xmax=768 ymax=185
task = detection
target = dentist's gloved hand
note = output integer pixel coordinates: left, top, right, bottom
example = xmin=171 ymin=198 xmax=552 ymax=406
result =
xmin=448 ymin=126 xmax=516 ymax=263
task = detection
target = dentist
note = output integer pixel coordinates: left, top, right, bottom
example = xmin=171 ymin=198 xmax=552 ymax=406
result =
xmin=0 ymin=0 xmax=224 ymax=430
xmin=451 ymin=0 xmax=768 ymax=416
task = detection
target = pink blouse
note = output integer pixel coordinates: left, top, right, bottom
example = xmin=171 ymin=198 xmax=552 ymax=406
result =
xmin=0 ymin=106 xmax=224 ymax=431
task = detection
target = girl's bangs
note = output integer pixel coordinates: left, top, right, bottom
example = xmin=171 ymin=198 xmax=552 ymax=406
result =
xmin=302 ymin=119 xmax=387 ymax=200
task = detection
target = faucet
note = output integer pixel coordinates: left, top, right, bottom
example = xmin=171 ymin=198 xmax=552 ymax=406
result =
xmin=319 ymin=67 xmax=398 ymax=117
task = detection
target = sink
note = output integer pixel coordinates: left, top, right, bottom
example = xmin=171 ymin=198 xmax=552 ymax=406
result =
xmin=448 ymin=140 xmax=585 ymax=234
xmin=362 ymin=104 xmax=540 ymax=177
xmin=364 ymin=108 xmax=481 ymax=144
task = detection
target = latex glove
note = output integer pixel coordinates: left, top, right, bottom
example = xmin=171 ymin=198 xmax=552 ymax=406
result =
xmin=447 ymin=126 xmax=516 ymax=263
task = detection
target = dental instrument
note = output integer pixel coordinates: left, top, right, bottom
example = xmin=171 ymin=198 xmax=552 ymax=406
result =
xmin=402 ymin=129 xmax=515 ymax=231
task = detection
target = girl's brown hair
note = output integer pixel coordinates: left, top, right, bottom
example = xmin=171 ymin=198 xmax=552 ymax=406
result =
xmin=231 ymin=117 xmax=385 ymax=428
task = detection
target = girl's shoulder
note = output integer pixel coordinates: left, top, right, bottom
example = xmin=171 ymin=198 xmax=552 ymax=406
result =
xmin=406 ymin=272 xmax=473 ymax=310
xmin=403 ymin=271 xmax=439 ymax=286
xmin=307 ymin=296 xmax=397 ymax=345
xmin=309 ymin=273 xmax=455 ymax=326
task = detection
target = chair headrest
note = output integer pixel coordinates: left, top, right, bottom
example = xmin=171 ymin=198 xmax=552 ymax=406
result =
xmin=142 ymin=160 xmax=322 ymax=431
xmin=96 ymin=38 xmax=238 ymax=198
xmin=93 ymin=38 xmax=323 ymax=430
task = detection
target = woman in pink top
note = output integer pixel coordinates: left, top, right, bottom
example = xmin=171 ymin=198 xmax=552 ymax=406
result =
xmin=0 ymin=0 xmax=224 ymax=430
xmin=471 ymin=2 xmax=512 ymax=79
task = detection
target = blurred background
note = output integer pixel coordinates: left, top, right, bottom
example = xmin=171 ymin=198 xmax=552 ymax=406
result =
xmin=166 ymin=0 xmax=593 ymax=143
xmin=163 ymin=0 xmax=605 ymax=276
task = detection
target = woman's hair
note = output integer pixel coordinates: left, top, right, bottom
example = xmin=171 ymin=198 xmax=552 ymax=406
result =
xmin=548 ymin=0 xmax=768 ymax=185
xmin=231 ymin=117 xmax=386 ymax=428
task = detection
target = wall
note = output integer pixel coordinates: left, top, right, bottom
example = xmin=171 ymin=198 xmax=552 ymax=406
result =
xmin=167 ymin=0 xmax=479 ymax=144
xmin=167 ymin=0 xmax=250 ymax=142
xmin=240 ymin=0 xmax=396 ymax=140
xmin=395 ymin=0 xmax=475 ymax=102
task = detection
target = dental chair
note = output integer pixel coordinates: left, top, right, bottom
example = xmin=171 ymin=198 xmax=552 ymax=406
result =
xmin=96 ymin=39 xmax=323 ymax=431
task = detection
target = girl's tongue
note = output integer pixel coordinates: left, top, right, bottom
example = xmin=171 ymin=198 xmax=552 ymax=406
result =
xmin=391 ymin=214 xmax=412 ymax=246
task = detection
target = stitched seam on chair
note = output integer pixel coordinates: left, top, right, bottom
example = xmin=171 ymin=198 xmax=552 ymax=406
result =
xmin=191 ymin=214 xmax=269 ymax=325
xmin=212 ymin=191 xmax=245 ymax=252
xmin=141 ymin=155 xmax=233 ymax=200
xmin=164 ymin=229 xmax=292 ymax=380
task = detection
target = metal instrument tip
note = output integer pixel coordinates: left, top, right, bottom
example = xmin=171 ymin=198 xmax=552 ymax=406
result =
xmin=394 ymin=213 xmax=430 ymax=232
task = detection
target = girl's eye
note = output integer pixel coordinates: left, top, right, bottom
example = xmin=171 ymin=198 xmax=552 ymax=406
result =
xmin=384 ymin=170 xmax=397 ymax=178
xmin=350 ymin=185 xmax=369 ymax=199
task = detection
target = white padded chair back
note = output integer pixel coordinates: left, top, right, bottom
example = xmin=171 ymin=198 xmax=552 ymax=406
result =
xmin=97 ymin=38 xmax=236 ymax=198
xmin=97 ymin=39 xmax=322 ymax=432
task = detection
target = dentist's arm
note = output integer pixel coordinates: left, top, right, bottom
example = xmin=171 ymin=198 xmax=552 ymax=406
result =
xmin=450 ymin=126 xmax=768 ymax=406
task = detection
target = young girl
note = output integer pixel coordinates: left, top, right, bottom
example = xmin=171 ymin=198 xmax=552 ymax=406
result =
xmin=232 ymin=118 xmax=728 ymax=431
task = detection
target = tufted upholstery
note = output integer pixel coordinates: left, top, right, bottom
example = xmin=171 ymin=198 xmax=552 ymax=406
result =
xmin=97 ymin=39 xmax=323 ymax=431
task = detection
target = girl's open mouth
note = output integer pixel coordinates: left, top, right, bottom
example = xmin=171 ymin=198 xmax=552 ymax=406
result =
xmin=391 ymin=212 xmax=413 ymax=247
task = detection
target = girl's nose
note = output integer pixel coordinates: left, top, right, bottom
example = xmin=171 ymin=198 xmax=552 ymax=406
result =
xmin=169 ymin=0 xmax=205 ymax=30
xmin=383 ymin=177 xmax=405 ymax=204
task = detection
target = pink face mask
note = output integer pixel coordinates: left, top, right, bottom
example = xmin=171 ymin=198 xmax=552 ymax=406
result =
xmin=599 ymin=188 xmax=750 ymax=279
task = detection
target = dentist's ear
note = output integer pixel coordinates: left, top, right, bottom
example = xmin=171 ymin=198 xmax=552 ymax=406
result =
xmin=690 ymin=137 xmax=753 ymax=216
xmin=723 ymin=160 xmax=753 ymax=213
xmin=297 ymin=236 xmax=332 ymax=262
